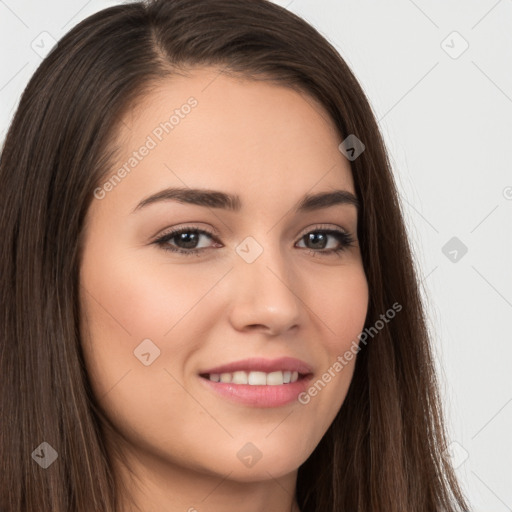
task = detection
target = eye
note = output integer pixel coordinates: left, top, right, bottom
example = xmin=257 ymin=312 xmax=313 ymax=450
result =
xmin=295 ymin=226 xmax=356 ymax=256
xmin=153 ymin=224 xmax=356 ymax=257
xmin=154 ymin=225 xmax=220 ymax=256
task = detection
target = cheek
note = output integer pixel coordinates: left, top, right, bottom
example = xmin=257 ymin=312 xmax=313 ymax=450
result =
xmin=307 ymin=262 xmax=368 ymax=352
xmin=295 ymin=263 xmax=368 ymax=429
xmin=78 ymin=241 xmax=236 ymax=410
xmin=78 ymin=247 xmax=204 ymax=441
xmin=79 ymin=243 xmax=228 ymax=349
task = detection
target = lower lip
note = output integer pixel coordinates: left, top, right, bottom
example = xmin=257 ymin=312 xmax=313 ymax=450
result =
xmin=199 ymin=375 xmax=312 ymax=408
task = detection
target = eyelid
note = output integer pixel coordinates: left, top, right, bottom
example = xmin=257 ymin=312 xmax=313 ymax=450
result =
xmin=295 ymin=222 xmax=351 ymax=238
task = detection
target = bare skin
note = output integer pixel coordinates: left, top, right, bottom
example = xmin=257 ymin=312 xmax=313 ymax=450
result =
xmin=79 ymin=67 xmax=369 ymax=512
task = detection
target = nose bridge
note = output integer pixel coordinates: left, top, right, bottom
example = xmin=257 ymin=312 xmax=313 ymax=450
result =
xmin=229 ymin=233 xmax=302 ymax=333
xmin=235 ymin=233 xmax=289 ymax=284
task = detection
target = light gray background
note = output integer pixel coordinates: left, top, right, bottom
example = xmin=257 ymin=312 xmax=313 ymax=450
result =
xmin=1 ymin=1 xmax=511 ymax=510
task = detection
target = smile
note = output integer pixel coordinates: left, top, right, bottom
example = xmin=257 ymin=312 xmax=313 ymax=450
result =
xmin=203 ymin=370 xmax=301 ymax=385
xmin=198 ymin=357 xmax=313 ymax=407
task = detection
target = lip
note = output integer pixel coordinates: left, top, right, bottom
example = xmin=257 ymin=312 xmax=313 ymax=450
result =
xmin=199 ymin=357 xmax=313 ymax=375
xmin=198 ymin=357 xmax=314 ymax=408
xmin=199 ymin=373 xmax=313 ymax=407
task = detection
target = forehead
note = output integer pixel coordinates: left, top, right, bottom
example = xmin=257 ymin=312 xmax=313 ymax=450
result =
xmin=100 ymin=67 xmax=355 ymax=216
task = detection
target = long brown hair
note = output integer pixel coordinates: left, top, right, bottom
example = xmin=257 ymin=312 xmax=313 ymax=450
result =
xmin=0 ymin=1 xmax=469 ymax=510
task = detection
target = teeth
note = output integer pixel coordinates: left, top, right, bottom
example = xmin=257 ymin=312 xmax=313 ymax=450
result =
xmin=266 ymin=371 xmax=284 ymax=385
xmin=232 ymin=371 xmax=248 ymax=384
xmin=248 ymin=371 xmax=267 ymax=385
xmin=209 ymin=370 xmax=300 ymax=385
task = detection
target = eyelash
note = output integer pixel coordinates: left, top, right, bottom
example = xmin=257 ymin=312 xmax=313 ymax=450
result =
xmin=153 ymin=224 xmax=356 ymax=258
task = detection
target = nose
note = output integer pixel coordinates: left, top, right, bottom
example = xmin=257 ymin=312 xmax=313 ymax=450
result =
xmin=227 ymin=240 xmax=303 ymax=336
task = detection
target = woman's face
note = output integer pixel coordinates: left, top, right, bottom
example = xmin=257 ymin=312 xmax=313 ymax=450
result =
xmin=79 ymin=67 xmax=368 ymax=487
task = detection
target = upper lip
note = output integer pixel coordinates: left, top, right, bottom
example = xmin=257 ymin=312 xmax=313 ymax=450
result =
xmin=199 ymin=357 xmax=313 ymax=376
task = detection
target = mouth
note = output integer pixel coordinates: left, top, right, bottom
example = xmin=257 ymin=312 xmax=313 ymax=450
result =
xmin=197 ymin=357 xmax=313 ymax=407
xmin=199 ymin=370 xmax=306 ymax=385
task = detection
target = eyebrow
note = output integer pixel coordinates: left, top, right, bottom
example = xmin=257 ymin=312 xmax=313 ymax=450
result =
xmin=131 ymin=187 xmax=360 ymax=214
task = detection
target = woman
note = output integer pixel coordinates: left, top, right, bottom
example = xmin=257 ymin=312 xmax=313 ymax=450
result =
xmin=0 ymin=1 xmax=470 ymax=511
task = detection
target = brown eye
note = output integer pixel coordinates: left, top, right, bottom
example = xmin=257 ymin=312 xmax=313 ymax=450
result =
xmin=296 ymin=229 xmax=355 ymax=255
xmin=154 ymin=227 xmax=219 ymax=256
